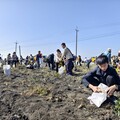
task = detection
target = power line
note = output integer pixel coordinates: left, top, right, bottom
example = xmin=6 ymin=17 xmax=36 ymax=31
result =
xmin=79 ymin=22 xmax=120 ymax=31
xmin=20 ymin=31 xmax=120 ymax=48
xmin=1 ymin=31 xmax=120 ymax=53
xmin=77 ymin=31 xmax=120 ymax=42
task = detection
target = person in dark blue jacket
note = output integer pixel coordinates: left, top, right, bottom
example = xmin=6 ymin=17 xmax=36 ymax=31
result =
xmin=104 ymin=48 xmax=111 ymax=64
xmin=81 ymin=55 xmax=120 ymax=103
xmin=36 ymin=51 xmax=42 ymax=68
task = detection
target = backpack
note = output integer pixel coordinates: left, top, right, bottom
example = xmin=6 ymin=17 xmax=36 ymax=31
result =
xmin=72 ymin=55 xmax=77 ymax=61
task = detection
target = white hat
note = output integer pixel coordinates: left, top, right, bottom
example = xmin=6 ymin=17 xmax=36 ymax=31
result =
xmin=107 ymin=48 xmax=111 ymax=51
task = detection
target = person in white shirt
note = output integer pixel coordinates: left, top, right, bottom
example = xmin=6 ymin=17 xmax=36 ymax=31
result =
xmin=55 ymin=49 xmax=64 ymax=72
xmin=61 ymin=43 xmax=74 ymax=75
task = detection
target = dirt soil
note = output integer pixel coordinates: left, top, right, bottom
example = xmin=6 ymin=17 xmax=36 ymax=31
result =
xmin=0 ymin=65 xmax=120 ymax=120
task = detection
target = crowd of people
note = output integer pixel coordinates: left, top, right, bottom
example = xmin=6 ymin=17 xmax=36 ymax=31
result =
xmin=0 ymin=43 xmax=80 ymax=75
xmin=0 ymin=44 xmax=120 ymax=76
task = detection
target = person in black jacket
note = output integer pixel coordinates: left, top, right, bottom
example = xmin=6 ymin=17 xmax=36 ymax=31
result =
xmin=36 ymin=51 xmax=42 ymax=68
xmin=81 ymin=55 xmax=120 ymax=103
xmin=47 ymin=54 xmax=55 ymax=70
xmin=118 ymin=51 xmax=120 ymax=57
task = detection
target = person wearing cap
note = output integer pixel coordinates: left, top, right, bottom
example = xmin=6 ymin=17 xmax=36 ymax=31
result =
xmin=104 ymin=48 xmax=112 ymax=64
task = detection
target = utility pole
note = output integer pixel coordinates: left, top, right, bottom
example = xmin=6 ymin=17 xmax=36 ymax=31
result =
xmin=19 ymin=45 xmax=21 ymax=57
xmin=15 ymin=41 xmax=18 ymax=53
xmin=75 ymin=27 xmax=79 ymax=57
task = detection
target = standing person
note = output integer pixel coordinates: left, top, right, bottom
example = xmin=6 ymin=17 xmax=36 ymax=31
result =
xmin=104 ymin=48 xmax=112 ymax=64
xmin=84 ymin=57 xmax=91 ymax=69
xmin=30 ymin=54 xmax=34 ymax=64
xmin=36 ymin=51 xmax=42 ymax=68
xmin=55 ymin=49 xmax=64 ymax=72
xmin=76 ymin=55 xmax=82 ymax=66
xmin=20 ymin=55 xmax=23 ymax=65
xmin=30 ymin=54 xmax=34 ymax=61
xmin=61 ymin=43 xmax=74 ymax=76
xmin=12 ymin=52 xmax=18 ymax=67
xmin=86 ymin=58 xmax=92 ymax=69
xmin=4 ymin=58 xmax=7 ymax=65
xmin=7 ymin=53 xmax=12 ymax=65
xmin=25 ymin=56 xmax=29 ymax=65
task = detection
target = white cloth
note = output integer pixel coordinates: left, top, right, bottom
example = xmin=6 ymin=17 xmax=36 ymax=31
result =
xmin=55 ymin=53 xmax=62 ymax=63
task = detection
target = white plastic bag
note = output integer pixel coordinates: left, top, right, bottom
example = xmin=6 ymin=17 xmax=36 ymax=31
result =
xmin=98 ymin=83 xmax=108 ymax=92
xmin=88 ymin=92 xmax=107 ymax=107
xmin=88 ymin=83 xmax=108 ymax=107
xmin=3 ymin=65 xmax=11 ymax=76
xmin=58 ymin=66 xmax=65 ymax=75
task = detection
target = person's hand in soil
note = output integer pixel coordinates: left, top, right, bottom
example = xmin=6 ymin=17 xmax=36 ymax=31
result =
xmin=106 ymin=85 xmax=118 ymax=96
xmin=89 ymin=84 xmax=102 ymax=92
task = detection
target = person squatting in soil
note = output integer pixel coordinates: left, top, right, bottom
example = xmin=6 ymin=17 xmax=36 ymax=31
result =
xmin=47 ymin=53 xmax=55 ymax=70
xmin=81 ymin=54 xmax=120 ymax=104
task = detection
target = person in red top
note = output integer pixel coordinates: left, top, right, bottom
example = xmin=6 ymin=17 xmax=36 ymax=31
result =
xmin=36 ymin=51 xmax=42 ymax=68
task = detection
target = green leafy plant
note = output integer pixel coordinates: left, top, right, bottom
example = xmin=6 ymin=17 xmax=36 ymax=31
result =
xmin=114 ymin=98 xmax=120 ymax=116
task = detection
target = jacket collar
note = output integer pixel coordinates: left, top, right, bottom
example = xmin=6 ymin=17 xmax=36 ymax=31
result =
xmin=96 ymin=65 xmax=110 ymax=76
xmin=96 ymin=66 xmax=101 ymax=76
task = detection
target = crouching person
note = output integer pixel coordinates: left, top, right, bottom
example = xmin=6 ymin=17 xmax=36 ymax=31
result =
xmin=47 ymin=54 xmax=55 ymax=70
xmin=81 ymin=54 xmax=120 ymax=104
